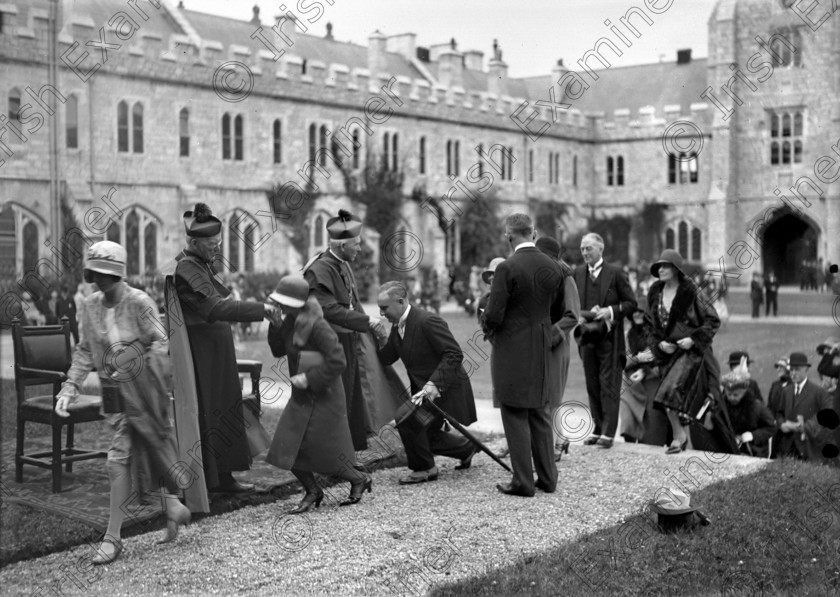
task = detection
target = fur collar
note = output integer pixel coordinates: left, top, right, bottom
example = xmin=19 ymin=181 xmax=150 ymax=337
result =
xmin=293 ymin=297 xmax=324 ymax=347
xmin=649 ymin=276 xmax=698 ymax=333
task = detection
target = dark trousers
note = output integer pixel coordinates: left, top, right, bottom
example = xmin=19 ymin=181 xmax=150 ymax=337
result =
xmin=765 ymin=293 xmax=778 ymax=316
xmin=751 ymin=299 xmax=761 ymax=318
xmin=499 ymin=403 xmax=556 ymax=494
xmin=580 ymin=340 xmax=622 ymax=438
xmin=397 ymin=413 xmax=472 ymax=471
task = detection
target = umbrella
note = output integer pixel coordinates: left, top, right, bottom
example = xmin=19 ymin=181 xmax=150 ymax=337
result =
xmin=402 ymin=390 xmax=512 ymax=473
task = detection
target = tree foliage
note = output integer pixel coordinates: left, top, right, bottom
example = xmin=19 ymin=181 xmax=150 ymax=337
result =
xmin=458 ymin=194 xmax=508 ymax=268
xmin=529 ymin=197 xmax=569 ymax=240
xmin=636 ymin=201 xmax=668 ymax=262
xmin=266 ymin=182 xmax=317 ymax=262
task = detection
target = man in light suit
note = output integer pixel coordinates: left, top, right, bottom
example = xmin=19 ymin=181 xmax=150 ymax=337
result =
xmin=575 ymin=233 xmax=637 ymax=448
xmin=376 ymin=281 xmax=478 ymax=484
xmin=484 ymin=213 xmax=564 ymax=497
xmin=773 ymin=352 xmax=834 ymax=463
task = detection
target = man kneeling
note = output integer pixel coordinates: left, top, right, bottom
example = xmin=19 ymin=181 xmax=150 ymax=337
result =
xmin=376 ymin=281 xmax=478 ymax=484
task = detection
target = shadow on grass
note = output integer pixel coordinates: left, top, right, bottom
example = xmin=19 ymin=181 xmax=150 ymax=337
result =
xmin=431 ymin=459 xmax=840 ymax=597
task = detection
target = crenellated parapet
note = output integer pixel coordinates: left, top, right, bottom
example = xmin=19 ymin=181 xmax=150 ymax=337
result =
xmin=592 ymin=103 xmax=712 ymax=140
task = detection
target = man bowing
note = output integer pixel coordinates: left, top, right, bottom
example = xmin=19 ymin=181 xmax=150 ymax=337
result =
xmin=376 ymin=281 xmax=478 ymax=484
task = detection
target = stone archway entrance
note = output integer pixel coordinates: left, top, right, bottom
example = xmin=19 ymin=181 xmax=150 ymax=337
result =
xmin=762 ymin=212 xmax=818 ymax=285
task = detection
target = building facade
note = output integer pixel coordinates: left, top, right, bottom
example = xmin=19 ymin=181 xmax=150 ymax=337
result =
xmin=1 ymin=0 xmax=837 ymax=308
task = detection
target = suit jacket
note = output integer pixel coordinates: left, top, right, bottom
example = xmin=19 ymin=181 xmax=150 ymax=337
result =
xmin=378 ymin=306 xmax=477 ymax=425
xmin=484 ymin=246 xmax=564 ymax=408
xmin=774 ymin=378 xmax=834 ymax=463
xmin=574 ymin=262 xmax=636 ymax=356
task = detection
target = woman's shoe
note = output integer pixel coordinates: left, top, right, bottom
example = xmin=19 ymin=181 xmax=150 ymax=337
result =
xmin=340 ymin=474 xmax=372 ymax=506
xmin=555 ymin=440 xmax=570 ymax=462
xmin=92 ymin=539 xmax=123 ymax=565
xmin=666 ymin=438 xmax=688 ymax=454
xmin=158 ymin=500 xmax=192 ymax=544
xmin=289 ymin=490 xmax=324 ymax=514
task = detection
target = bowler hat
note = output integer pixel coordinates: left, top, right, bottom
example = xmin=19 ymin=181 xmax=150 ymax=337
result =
xmin=183 ymin=203 xmax=222 ymax=238
xmin=788 ymin=352 xmax=811 ymax=368
xmin=650 ymin=249 xmax=685 ymax=279
xmin=269 ymin=276 xmax=309 ymax=308
xmin=83 ymin=241 xmax=126 ymax=281
xmin=727 ymin=351 xmax=753 ymax=367
xmin=482 ymin=257 xmax=505 ymax=284
xmin=326 ymin=209 xmax=362 ymax=240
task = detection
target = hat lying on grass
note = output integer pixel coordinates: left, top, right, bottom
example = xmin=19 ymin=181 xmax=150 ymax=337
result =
xmin=649 ymin=489 xmax=711 ymax=533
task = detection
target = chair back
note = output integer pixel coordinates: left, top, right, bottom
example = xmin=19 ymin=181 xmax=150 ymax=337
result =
xmin=11 ymin=317 xmax=72 ymax=400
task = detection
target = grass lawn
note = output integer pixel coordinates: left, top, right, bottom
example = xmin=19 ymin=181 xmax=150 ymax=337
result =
xmin=431 ymin=458 xmax=840 ymax=596
xmin=1 ymin=310 xmax=834 ymax=571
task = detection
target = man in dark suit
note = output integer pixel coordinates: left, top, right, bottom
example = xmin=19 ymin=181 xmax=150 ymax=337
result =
xmin=484 ymin=213 xmax=564 ymax=497
xmin=376 ymin=281 xmax=478 ymax=484
xmin=303 ymin=209 xmax=389 ymax=451
xmin=773 ymin=352 xmax=834 ymax=463
xmin=575 ymin=233 xmax=636 ymax=449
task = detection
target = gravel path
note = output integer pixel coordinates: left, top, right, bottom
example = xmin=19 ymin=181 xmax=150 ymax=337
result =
xmin=1 ymin=441 xmax=768 ymax=596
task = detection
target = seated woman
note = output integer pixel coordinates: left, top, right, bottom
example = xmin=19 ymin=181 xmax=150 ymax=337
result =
xmin=55 ymin=241 xmax=190 ymax=565
xmin=619 ymin=307 xmax=669 ymax=446
xmin=265 ymin=276 xmax=372 ymax=513
xmin=721 ymin=359 xmax=777 ymax=457
xmin=636 ymin=249 xmax=722 ymax=454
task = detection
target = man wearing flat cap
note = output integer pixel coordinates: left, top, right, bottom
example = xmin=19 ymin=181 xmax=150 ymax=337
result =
xmin=303 ymin=209 xmax=394 ymax=451
xmin=773 ymin=352 xmax=835 ymax=463
xmin=166 ymin=203 xmax=276 ymax=504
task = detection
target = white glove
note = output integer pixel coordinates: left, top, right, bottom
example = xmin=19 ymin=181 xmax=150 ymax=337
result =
xmin=740 ymin=431 xmax=754 ymax=444
xmin=422 ymin=381 xmax=440 ymax=400
xmin=55 ymin=384 xmax=78 ymax=418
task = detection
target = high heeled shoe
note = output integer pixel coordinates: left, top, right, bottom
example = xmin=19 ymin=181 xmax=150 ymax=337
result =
xmin=555 ymin=440 xmax=570 ymax=462
xmin=340 ymin=474 xmax=372 ymax=506
xmin=92 ymin=538 xmax=124 ymax=565
xmin=157 ymin=500 xmax=191 ymax=544
xmin=289 ymin=490 xmax=324 ymax=514
xmin=666 ymin=438 xmax=688 ymax=454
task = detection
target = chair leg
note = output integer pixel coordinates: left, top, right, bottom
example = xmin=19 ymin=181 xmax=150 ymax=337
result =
xmin=16 ymin=418 xmax=24 ymax=483
xmin=66 ymin=424 xmax=75 ymax=472
xmin=52 ymin=424 xmax=63 ymax=493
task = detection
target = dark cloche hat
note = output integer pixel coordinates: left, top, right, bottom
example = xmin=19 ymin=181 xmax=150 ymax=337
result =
xmin=727 ymin=351 xmax=753 ymax=366
xmin=650 ymin=249 xmax=685 ymax=279
xmin=326 ymin=209 xmax=362 ymax=240
xmin=183 ymin=203 xmax=222 ymax=238
xmin=535 ymin=236 xmax=562 ymax=259
xmin=269 ymin=276 xmax=310 ymax=308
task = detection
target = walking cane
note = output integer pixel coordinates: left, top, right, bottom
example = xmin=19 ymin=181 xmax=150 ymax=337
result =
xmin=411 ymin=391 xmax=513 ymax=473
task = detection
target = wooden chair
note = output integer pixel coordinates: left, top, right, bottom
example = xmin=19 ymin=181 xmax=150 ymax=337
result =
xmin=237 ymin=359 xmax=262 ymax=414
xmin=12 ymin=317 xmax=107 ymax=493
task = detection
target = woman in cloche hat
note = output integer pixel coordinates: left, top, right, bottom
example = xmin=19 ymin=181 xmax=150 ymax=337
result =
xmin=54 ymin=241 xmax=191 ymax=564
xmin=635 ymin=249 xmax=722 ymax=454
xmin=265 ymin=275 xmax=373 ymax=513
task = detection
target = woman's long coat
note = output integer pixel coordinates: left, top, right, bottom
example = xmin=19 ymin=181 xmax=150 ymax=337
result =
xmin=265 ymin=298 xmax=356 ymax=473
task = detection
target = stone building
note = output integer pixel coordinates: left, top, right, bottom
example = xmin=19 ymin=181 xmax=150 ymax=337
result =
xmin=1 ymin=0 xmax=837 ymax=309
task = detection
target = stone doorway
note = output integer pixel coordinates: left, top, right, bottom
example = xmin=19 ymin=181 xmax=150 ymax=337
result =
xmin=761 ymin=212 xmax=818 ymax=285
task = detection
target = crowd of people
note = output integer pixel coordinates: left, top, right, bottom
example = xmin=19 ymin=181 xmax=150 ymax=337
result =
xmin=10 ymin=204 xmax=836 ymax=565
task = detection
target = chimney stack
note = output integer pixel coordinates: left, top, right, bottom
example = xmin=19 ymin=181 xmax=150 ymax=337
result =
xmin=463 ymin=50 xmax=483 ymax=71
xmin=677 ymin=48 xmax=692 ymax=64
xmin=368 ymin=30 xmax=387 ymax=76
xmin=386 ymin=33 xmax=416 ymax=61
xmin=251 ymin=4 xmax=260 ymax=25
xmin=487 ymin=38 xmax=508 ymax=95
xmin=438 ymin=49 xmax=464 ymax=88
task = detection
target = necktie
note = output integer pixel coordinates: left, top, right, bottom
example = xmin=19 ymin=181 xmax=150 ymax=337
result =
xmin=589 ymin=268 xmax=598 ymax=283
xmin=398 ymin=321 xmax=406 ymax=339
xmin=794 ymin=384 xmax=801 ymax=398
